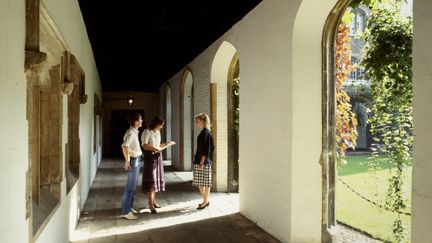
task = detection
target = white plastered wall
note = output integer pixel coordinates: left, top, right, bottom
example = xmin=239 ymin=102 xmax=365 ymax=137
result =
xmin=36 ymin=0 xmax=103 ymax=242
xmin=291 ymin=0 xmax=339 ymax=241
xmin=412 ymin=0 xmax=432 ymax=241
xmin=0 ymin=1 xmax=29 ymax=243
xmin=0 ymin=0 xmax=102 ymax=242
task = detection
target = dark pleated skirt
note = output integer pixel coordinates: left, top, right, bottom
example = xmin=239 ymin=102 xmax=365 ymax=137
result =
xmin=141 ymin=151 xmax=165 ymax=193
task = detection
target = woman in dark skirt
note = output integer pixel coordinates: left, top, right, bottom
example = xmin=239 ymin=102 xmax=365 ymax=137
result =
xmin=141 ymin=116 xmax=176 ymax=213
xmin=193 ymin=113 xmax=215 ymax=210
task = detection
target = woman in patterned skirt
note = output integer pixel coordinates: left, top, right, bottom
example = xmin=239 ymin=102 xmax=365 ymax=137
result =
xmin=193 ymin=113 xmax=215 ymax=210
xmin=141 ymin=116 xmax=176 ymax=214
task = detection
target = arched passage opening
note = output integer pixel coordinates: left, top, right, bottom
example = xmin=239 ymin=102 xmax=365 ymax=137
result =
xmin=164 ymin=84 xmax=173 ymax=161
xmin=227 ymin=54 xmax=239 ymax=192
xmin=210 ymin=41 xmax=238 ymax=192
xmin=180 ymin=68 xmax=194 ymax=171
xmin=323 ymin=0 xmax=413 ymax=241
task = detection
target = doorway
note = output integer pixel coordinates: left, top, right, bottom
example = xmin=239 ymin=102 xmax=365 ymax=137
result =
xmin=108 ymin=109 xmax=145 ymax=158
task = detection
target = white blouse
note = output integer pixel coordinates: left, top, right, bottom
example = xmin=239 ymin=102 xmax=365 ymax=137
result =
xmin=141 ymin=129 xmax=161 ymax=148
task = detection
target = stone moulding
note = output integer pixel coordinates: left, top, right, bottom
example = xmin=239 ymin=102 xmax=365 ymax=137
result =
xmin=321 ymin=0 xmax=351 ymax=242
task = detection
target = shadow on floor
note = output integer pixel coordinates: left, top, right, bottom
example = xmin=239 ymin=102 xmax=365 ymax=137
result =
xmin=72 ymin=213 xmax=280 ymax=243
xmin=71 ymin=159 xmax=278 ymax=243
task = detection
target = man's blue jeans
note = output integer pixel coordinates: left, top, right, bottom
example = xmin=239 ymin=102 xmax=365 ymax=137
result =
xmin=121 ymin=156 xmax=141 ymax=215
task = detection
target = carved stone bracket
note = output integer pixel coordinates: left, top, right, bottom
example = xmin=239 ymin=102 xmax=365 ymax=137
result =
xmin=62 ymin=81 xmax=74 ymax=95
xmin=25 ymin=50 xmax=47 ymax=71
xmin=80 ymin=94 xmax=88 ymax=104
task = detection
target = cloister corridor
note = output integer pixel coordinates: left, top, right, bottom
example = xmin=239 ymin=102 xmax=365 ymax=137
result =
xmin=1 ymin=0 xmax=431 ymax=243
xmin=70 ymin=159 xmax=278 ymax=243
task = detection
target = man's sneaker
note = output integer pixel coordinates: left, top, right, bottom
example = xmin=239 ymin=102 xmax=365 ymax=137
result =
xmin=122 ymin=212 xmax=138 ymax=220
xmin=131 ymin=208 xmax=139 ymax=214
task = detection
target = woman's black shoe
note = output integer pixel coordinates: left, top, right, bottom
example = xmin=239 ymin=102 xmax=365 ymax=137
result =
xmin=150 ymin=208 xmax=158 ymax=214
xmin=197 ymin=202 xmax=210 ymax=210
xmin=154 ymin=203 xmax=161 ymax=209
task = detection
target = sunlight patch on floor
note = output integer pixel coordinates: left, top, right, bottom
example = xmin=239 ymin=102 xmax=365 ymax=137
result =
xmin=70 ymin=193 xmax=239 ymax=241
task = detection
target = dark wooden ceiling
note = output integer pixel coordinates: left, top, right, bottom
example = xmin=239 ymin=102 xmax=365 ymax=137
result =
xmin=78 ymin=0 xmax=262 ymax=92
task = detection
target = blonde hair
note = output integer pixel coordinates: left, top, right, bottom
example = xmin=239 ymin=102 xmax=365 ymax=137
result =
xmin=195 ymin=113 xmax=212 ymax=131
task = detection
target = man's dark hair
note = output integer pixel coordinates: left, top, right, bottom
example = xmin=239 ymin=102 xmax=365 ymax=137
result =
xmin=127 ymin=112 xmax=141 ymax=127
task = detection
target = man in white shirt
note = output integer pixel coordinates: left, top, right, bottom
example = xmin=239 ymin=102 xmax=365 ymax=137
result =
xmin=121 ymin=112 xmax=143 ymax=220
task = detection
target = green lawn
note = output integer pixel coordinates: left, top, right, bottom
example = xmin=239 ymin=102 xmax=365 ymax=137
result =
xmin=336 ymin=154 xmax=412 ymax=242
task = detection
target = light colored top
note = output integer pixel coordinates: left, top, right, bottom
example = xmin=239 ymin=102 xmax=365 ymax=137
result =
xmin=141 ymin=129 xmax=161 ymax=148
xmin=121 ymin=127 xmax=142 ymax=157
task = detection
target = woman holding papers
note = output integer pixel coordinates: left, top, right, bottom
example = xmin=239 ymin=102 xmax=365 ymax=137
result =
xmin=141 ymin=116 xmax=176 ymax=214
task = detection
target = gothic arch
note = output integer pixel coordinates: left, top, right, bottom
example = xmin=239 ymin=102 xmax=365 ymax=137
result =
xmin=292 ymin=0 xmax=343 ymax=241
xmin=210 ymin=41 xmax=238 ymax=192
xmin=321 ymin=0 xmax=352 ymax=241
xmin=180 ymin=67 xmax=194 ymax=171
xmin=227 ymin=53 xmax=239 ymax=192
xmin=163 ymin=83 xmax=173 ymax=160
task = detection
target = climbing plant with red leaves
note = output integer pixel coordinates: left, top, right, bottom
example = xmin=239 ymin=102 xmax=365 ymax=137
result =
xmin=335 ymin=24 xmax=358 ymax=165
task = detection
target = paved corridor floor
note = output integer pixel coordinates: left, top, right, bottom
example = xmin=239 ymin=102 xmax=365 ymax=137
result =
xmin=71 ymin=159 xmax=280 ymax=243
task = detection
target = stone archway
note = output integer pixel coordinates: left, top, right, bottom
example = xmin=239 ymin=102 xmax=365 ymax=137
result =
xmin=180 ymin=68 xmax=194 ymax=171
xmin=321 ymin=0 xmax=352 ymax=241
xmin=164 ymin=84 xmax=173 ymax=161
xmin=292 ymin=0 xmax=340 ymax=241
xmin=210 ymin=41 xmax=238 ymax=192
xmin=227 ymin=54 xmax=240 ymax=193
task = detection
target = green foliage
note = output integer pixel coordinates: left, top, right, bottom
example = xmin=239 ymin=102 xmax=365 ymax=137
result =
xmin=349 ymin=0 xmax=364 ymax=10
xmin=361 ymin=4 xmax=413 ymax=242
xmin=350 ymin=0 xmax=405 ymax=9
xmin=342 ymin=10 xmax=355 ymax=24
xmin=347 ymin=83 xmax=372 ymax=100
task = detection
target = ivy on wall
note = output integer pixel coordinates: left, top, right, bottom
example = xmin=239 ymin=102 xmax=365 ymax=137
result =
xmin=337 ymin=0 xmax=412 ymax=241
xmin=361 ymin=4 xmax=413 ymax=241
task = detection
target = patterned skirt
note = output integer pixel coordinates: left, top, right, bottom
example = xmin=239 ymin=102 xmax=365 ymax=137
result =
xmin=141 ymin=151 xmax=165 ymax=193
xmin=193 ymin=164 xmax=212 ymax=188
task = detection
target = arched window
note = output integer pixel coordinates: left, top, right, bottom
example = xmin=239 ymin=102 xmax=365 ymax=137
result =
xmin=350 ymin=57 xmax=365 ymax=80
xmin=350 ymin=9 xmax=367 ymax=35
xmin=164 ymin=84 xmax=172 ymax=160
xmin=210 ymin=41 xmax=238 ymax=192
xmin=350 ymin=57 xmax=359 ymax=80
xmin=180 ymin=69 xmax=194 ymax=171
xmin=356 ymin=10 xmax=366 ymax=32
